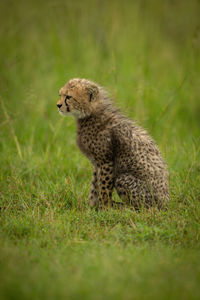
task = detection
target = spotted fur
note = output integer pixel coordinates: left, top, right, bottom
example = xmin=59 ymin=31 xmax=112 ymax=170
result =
xmin=57 ymin=78 xmax=169 ymax=209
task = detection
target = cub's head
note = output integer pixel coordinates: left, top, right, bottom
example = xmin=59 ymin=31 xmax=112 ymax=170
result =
xmin=57 ymin=78 xmax=101 ymax=118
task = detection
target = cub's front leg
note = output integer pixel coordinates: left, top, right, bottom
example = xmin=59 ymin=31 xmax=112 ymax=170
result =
xmin=89 ymin=163 xmax=114 ymax=208
xmin=89 ymin=169 xmax=99 ymax=207
xmin=97 ymin=162 xmax=114 ymax=208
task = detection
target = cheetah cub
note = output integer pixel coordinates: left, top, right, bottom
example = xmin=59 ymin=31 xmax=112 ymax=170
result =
xmin=57 ymin=78 xmax=169 ymax=209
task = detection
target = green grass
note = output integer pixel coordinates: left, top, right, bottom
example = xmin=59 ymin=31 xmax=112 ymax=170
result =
xmin=0 ymin=0 xmax=200 ymax=299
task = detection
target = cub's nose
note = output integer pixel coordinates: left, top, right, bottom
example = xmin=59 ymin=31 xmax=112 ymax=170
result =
xmin=57 ymin=104 xmax=62 ymax=108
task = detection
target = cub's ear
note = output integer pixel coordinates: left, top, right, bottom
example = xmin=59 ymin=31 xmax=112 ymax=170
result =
xmin=86 ymin=85 xmax=99 ymax=102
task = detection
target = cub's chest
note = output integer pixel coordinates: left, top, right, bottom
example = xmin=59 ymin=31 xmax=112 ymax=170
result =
xmin=77 ymin=126 xmax=100 ymax=154
xmin=76 ymin=125 xmax=112 ymax=161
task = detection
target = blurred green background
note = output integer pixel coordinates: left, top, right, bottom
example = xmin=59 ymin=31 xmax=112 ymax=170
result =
xmin=0 ymin=0 xmax=200 ymax=299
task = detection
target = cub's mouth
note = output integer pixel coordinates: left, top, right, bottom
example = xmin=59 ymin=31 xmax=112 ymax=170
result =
xmin=58 ymin=105 xmax=70 ymax=113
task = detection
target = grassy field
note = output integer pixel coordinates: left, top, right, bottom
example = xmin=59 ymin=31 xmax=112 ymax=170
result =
xmin=0 ymin=0 xmax=200 ymax=299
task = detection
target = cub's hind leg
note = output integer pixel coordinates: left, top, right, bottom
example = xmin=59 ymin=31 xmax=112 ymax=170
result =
xmin=115 ymin=174 xmax=155 ymax=209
